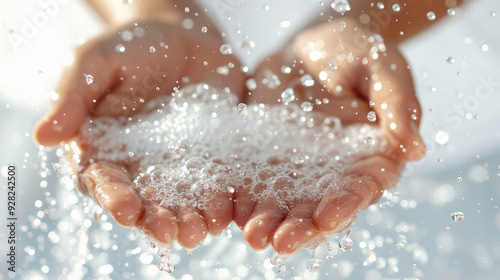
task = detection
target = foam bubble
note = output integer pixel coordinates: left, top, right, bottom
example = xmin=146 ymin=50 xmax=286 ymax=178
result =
xmin=79 ymin=83 xmax=386 ymax=244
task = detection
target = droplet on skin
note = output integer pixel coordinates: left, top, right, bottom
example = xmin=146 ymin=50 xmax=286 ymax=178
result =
xmin=246 ymin=78 xmax=257 ymax=90
xmin=451 ymin=212 xmax=464 ymax=222
xmin=447 ymin=9 xmax=456 ymax=16
xmin=392 ymin=4 xmax=401 ymax=12
xmin=330 ymin=0 xmax=351 ymax=14
xmin=300 ymin=74 xmax=315 ymax=87
xmin=220 ymin=44 xmax=233 ymax=55
xmin=367 ymin=111 xmax=377 ymax=122
xmin=301 ymin=101 xmax=313 ymax=112
xmin=280 ymin=65 xmax=292 ymax=74
xmin=201 ymin=26 xmax=208 ymax=33
xmin=377 ymin=2 xmax=384 ymax=9
xmin=149 ymin=46 xmax=156 ymax=53
xmin=427 ymin=11 xmax=436 ymax=21
xmin=115 ymin=44 xmax=126 ymax=53
xmin=281 ymin=88 xmax=295 ymax=103
xmin=86 ymin=75 xmax=94 ymax=85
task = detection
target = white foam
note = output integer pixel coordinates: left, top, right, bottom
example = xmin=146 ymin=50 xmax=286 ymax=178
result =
xmin=80 ymin=83 xmax=386 ymax=211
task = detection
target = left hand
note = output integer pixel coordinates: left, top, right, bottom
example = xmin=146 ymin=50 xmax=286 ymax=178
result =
xmin=234 ymin=18 xmax=426 ymax=256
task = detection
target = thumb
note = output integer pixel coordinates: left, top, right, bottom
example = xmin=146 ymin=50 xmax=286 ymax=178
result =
xmin=365 ymin=54 xmax=426 ymax=162
xmin=33 ymin=45 xmax=116 ymax=146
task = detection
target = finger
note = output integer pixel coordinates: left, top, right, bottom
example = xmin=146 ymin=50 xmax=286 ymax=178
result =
xmin=175 ymin=206 xmax=209 ymax=249
xmin=242 ymin=196 xmax=287 ymax=251
xmin=314 ymin=154 xmax=403 ymax=232
xmin=199 ymin=184 xmax=234 ymax=236
xmin=80 ymin=161 xmax=143 ymax=227
xmin=233 ymin=180 xmax=261 ymax=229
xmin=272 ymin=201 xmax=322 ymax=256
xmin=136 ymin=204 xmax=178 ymax=245
xmin=33 ymin=44 xmax=117 ymax=146
xmin=364 ymin=51 xmax=426 ymax=161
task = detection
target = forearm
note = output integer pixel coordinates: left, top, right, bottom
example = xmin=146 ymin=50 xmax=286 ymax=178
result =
xmin=85 ymin=0 xmax=221 ymax=40
xmin=310 ymin=0 xmax=468 ymax=43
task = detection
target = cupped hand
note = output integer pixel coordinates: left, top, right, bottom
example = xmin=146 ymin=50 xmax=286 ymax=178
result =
xmin=235 ymin=18 xmax=426 ymax=256
xmin=34 ymin=19 xmax=245 ymax=248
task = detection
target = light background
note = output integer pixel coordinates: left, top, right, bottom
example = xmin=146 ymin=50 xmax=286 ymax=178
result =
xmin=0 ymin=0 xmax=499 ymax=279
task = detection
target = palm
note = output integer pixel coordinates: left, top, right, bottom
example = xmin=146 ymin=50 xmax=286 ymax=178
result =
xmin=236 ymin=18 xmax=425 ymax=255
xmin=36 ymin=19 xmax=245 ymax=248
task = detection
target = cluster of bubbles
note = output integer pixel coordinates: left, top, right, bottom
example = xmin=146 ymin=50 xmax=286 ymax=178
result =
xmin=78 ymin=83 xmax=386 ymax=271
xmin=80 ymin=84 xmax=386 ymax=212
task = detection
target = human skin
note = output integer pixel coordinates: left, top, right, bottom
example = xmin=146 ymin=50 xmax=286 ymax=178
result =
xmin=33 ymin=0 xmax=468 ymax=256
xmin=33 ymin=1 xmax=245 ymax=249
xmin=237 ymin=0 xmax=467 ymax=256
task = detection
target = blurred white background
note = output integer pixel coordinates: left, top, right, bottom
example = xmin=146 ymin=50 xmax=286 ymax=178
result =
xmin=1 ymin=0 xmax=499 ymax=279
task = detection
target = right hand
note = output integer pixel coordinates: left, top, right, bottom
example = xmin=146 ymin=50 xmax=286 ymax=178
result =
xmin=34 ymin=19 xmax=245 ymax=248
xmin=235 ymin=18 xmax=426 ymax=256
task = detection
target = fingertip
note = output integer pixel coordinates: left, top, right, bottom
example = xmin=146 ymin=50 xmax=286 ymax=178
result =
xmin=242 ymin=217 xmax=272 ymax=250
xmin=272 ymin=220 xmax=319 ymax=256
xmin=313 ymin=193 xmax=361 ymax=232
xmin=33 ymin=93 xmax=89 ymax=146
xmin=388 ymin=121 xmax=426 ymax=161
xmin=138 ymin=205 xmax=178 ymax=244
xmin=100 ymin=183 xmax=143 ymax=227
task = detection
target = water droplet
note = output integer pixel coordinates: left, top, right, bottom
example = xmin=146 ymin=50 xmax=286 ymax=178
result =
xmin=86 ymin=75 xmax=94 ymax=85
xmin=369 ymin=100 xmax=375 ymax=107
xmin=451 ymin=211 xmax=464 ymax=222
xmin=279 ymin=20 xmax=291 ymax=28
xmin=246 ymin=78 xmax=257 ymax=90
xmin=328 ymin=61 xmax=338 ymax=70
xmin=330 ymin=0 xmax=351 ymax=14
xmin=263 ymin=74 xmax=281 ymax=89
xmin=280 ymin=65 xmax=292 ymax=74
xmin=115 ymin=44 xmax=126 ymax=53
xmin=300 ymin=74 xmax=315 ymax=87
xmin=367 ymin=111 xmax=377 ymax=122
xmin=377 ymin=2 xmax=385 ymax=9
xmin=482 ymin=44 xmax=489 ymax=52
xmin=390 ymin=123 xmax=397 ymax=130
xmin=306 ymin=259 xmax=322 ymax=272
xmin=301 ymin=101 xmax=313 ymax=112
xmin=157 ymin=248 xmax=175 ymax=272
xmin=52 ymin=163 xmax=61 ymax=172
xmin=396 ymin=242 xmax=405 ymax=251
xmin=292 ymin=156 xmax=305 ymax=164
xmin=220 ymin=44 xmax=233 ymax=55
xmin=201 ymin=26 xmax=208 ymax=33
xmin=457 ymin=177 xmax=462 ymax=182
xmin=373 ymin=82 xmax=382 ymax=91
xmin=427 ymin=11 xmax=436 ymax=21
xmin=149 ymin=46 xmax=156 ymax=53
xmin=447 ymin=8 xmax=456 ymax=16
xmin=281 ymin=88 xmax=295 ymax=103
xmin=411 ymin=114 xmax=418 ymax=120
xmin=237 ymin=103 xmax=247 ymax=112
xmin=339 ymin=237 xmax=353 ymax=250
xmin=446 ymin=57 xmax=455 ymax=64
xmin=434 ymin=131 xmax=449 ymax=145
xmin=392 ymin=4 xmax=401 ymax=12
xmin=491 ymin=11 xmax=496 ymax=17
